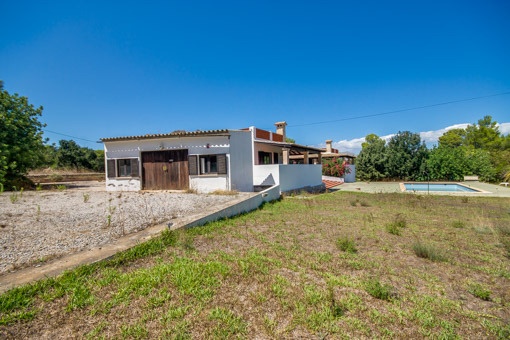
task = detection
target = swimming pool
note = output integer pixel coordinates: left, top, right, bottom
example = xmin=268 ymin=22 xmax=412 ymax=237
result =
xmin=402 ymin=183 xmax=481 ymax=193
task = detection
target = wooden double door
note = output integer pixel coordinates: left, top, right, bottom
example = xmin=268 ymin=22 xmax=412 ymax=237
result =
xmin=142 ymin=150 xmax=189 ymax=190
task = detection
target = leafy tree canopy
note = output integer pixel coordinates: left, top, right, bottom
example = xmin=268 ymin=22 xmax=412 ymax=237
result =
xmin=0 ymin=87 xmax=46 ymax=188
xmin=464 ymin=115 xmax=501 ymax=150
xmin=356 ymin=134 xmax=388 ymax=181
xmin=438 ymin=128 xmax=466 ymax=148
xmin=386 ymin=131 xmax=427 ymax=180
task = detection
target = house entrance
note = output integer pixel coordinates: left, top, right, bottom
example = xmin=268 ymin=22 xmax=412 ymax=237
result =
xmin=141 ymin=150 xmax=189 ymax=190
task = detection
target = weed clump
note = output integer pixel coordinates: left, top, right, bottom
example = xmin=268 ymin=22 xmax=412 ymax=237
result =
xmin=364 ymin=278 xmax=396 ymax=301
xmin=452 ymin=220 xmax=465 ymax=228
xmin=468 ymin=283 xmax=492 ymax=301
xmin=386 ymin=223 xmax=401 ymax=235
xmin=385 ymin=214 xmax=407 ymax=235
xmin=337 ymin=237 xmax=357 ymax=254
xmin=412 ymin=241 xmax=447 ymax=262
xmin=350 ymin=198 xmax=370 ymax=207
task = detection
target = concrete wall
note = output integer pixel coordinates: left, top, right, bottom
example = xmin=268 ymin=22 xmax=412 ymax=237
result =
xmin=228 ymin=131 xmax=255 ymax=192
xmin=253 ymin=164 xmax=323 ymax=192
xmin=279 ymin=164 xmax=323 ymax=191
xmin=344 ymin=165 xmax=356 ymax=183
xmin=185 ymin=185 xmax=281 ymax=228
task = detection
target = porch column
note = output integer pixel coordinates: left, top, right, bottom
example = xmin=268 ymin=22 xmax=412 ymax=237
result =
xmin=303 ymin=151 xmax=309 ymax=165
xmin=317 ymin=153 xmax=322 ymax=164
xmin=282 ymin=148 xmax=290 ymax=165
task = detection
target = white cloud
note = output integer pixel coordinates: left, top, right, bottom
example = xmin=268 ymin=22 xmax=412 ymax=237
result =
xmin=499 ymin=122 xmax=510 ymax=135
xmin=319 ymin=122 xmax=510 ymax=155
xmin=419 ymin=123 xmax=469 ymax=145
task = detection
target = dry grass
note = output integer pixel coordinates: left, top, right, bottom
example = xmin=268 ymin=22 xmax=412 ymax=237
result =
xmin=1 ymin=191 xmax=510 ymax=338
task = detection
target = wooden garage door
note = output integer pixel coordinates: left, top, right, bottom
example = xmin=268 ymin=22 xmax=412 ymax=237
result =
xmin=142 ymin=150 xmax=189 ymax=190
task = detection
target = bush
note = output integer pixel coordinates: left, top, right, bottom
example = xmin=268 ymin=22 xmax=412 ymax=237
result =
xmin=322 ymin=158 xmax=351 ymax=178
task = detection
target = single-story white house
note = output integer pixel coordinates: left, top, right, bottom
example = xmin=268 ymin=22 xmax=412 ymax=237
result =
xmin=101 ymin=122 xmax=324 ymax=193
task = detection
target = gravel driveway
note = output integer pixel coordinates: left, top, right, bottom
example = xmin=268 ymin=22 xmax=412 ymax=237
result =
xmin=0 ymin=184 xmax=238 ymax=275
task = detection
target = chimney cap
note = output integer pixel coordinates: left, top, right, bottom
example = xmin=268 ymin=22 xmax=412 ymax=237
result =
xmin=274 ymin=121 xmax=287 ymax=127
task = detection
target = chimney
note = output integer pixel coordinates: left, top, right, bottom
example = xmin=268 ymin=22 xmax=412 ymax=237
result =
xmin=326 ymin=140 xmax=332 ymax=153
xmin=275 ymin=121 xmax=287 ymax=141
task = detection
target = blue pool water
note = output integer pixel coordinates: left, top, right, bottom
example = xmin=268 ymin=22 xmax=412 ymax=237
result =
xmin=404 ymin=183 xmax=479 ymax=192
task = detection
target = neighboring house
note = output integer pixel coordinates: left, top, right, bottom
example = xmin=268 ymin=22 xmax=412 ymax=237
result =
xmin=290 ymin=139 xmax=357 ymax=183
xmin=101 ymin=122 xmax=324 ymax=193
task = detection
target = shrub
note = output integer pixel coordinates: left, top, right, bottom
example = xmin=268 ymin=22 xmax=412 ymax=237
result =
xmin=322 ymin=158 xmax=351 ymax=177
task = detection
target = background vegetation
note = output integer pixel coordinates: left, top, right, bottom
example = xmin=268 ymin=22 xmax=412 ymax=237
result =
xmin=0 ymin=84 xmax=104 ymax=190
xmin=356 ymin=116 xmax=510 ymax=182
xmin=2 ymin=82 xmax=508 ymax=189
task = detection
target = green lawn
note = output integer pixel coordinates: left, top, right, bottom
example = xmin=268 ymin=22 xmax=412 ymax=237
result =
xmin=1 ymin=191 xmax=509 ymax=338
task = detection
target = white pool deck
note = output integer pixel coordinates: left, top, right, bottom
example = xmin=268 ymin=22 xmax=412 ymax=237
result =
xmin=335 ymin=181 xmax=510 ymax=197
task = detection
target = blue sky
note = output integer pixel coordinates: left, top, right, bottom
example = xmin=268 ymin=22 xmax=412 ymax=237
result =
xmin=1 ymin=0 xmax=509 ymax=154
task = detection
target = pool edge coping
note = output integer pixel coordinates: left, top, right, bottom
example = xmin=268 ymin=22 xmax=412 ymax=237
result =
xmin=400 ymin=182 xmax=491 ymax=194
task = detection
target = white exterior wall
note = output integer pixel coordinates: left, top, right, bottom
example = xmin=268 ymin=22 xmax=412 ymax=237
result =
xmin=228 ymin=131 xmax=254 ymax=192
xmin=279 ymin=164 xmax=323 ymax=192
xmin=103 ymin=141 xmax=143 ymax=191
xmin=253 ymin=165 xmax=280 ymax=187
xmin=104 ymin=135 xmax=232 ymax=192
xmin=253 ymin=164 xmax=322 ymax=192
xmin=344 ymin=164 xmax=356 ymax=183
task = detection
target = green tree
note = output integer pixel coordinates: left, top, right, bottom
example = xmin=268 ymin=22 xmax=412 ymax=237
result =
xmin=386 ymin=131 xmax=428 ymax=180
xmin=464 ymin=116 xmax=501 ymax=150
xmin=0 ymin=88 xmax=46 ymax=188
xmin=56 ymin=139 xmax=98 ymax=169
xmin=93 ymin=149 xmax=105 ymax=172
xmin=463 ymin=116 xmax=508 ymax=180
xmin=438 ymin=128 xmax=466 ymax=148
xmin=466 ymin=148 xmax=498 ymax=182
xmin=426 ymin=146 xmax=466 ymax=181
xmin=356 ymin=134 xmax=387 ymax=181
xmin=55 ymin=139 xmax=105 ymax=172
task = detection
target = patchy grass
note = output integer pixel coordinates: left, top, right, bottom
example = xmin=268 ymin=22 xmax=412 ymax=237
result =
xmin=1 ymin=192 xmax=510 ymax=338
xmin=209 ymin=189 xmax=239 ymax=196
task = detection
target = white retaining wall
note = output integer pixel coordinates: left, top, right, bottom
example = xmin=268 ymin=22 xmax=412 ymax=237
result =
xmin=253 ymin=164 xmax=323 ymax=192
xmin=184 ymin=185 xmax=281 ymax=228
